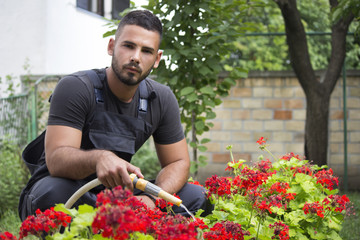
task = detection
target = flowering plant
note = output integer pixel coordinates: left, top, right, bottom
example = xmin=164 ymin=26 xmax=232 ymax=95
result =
xmin=0 ymin=138 xmax=354 ymax=239
xmin=199 ymin=137 xmax=354 ymax=240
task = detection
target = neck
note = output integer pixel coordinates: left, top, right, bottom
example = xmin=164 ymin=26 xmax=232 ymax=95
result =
xmin=106 ymin=67 xmax=138 ymax=103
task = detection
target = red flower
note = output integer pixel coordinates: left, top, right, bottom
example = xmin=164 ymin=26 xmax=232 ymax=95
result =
xmin=314 ymin=168 xmax=339 ymax=191
xmin=255 ymin=200 xmax=273 ymax=214
xmin=269 ymin=221 xmax=290 ymax=240
xmin=280 ymin=152 xmax=302 ymax=161
xmin=92 ymin=185 xmax=199 ymax=240
xmin=188 ymin=180 xmax=203 ymax=187
xmin=19 ymin=207 xmax=71 ymax=239
xmin=205 ymin=175 xmax=232 ymax=198
xmin=269 ymin=182 xmax=290 ymax=194
xmin=257 ymin=137 xmax=266 ymax=145
xmin=303 ymin=201 xmax=325 ymax=218
xmin=203 ymin=221 xmax=250 ymax=240
xmin=254 ymin=159 xmax=273 ymax=173
xmin=323 ymin=194 xmax=350 ymax=213
xmin=0 ymin=232 xmax=17 ymax=240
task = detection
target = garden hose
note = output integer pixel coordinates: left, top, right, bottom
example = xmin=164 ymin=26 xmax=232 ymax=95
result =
xmin=65 ymin=174 xmax=182 ymax=209
xmin=65 ymin=178 xmax=101 ymax=209
xmin=129 ymin=173 xmax=182 ymax=207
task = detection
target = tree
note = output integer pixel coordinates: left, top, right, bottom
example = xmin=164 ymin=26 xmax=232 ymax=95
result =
xmin=233 ymin=0 xmax=359 ymax=71
xmin=145 ymin=0 xmax=258 ymax=175
xmin=273 ymin=0 xmax=357 ymax=166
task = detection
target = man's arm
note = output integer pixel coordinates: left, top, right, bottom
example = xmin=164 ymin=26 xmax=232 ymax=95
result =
xmin=45 ymin=125 xmax=143 ymax=190
xmin=154 ymin=138 xmax=190 ymax=194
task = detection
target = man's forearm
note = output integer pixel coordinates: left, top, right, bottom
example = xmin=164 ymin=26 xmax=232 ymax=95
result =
xmin=46 ymin=146 xmax=102 ymax=179
xmin=155 ymin=159 xmax=189 ymax=195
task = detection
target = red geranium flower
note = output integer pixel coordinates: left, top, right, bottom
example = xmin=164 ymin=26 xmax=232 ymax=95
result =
xmin=314 ymin=168 xmax=339 ymax=191
xmin=19 ymin=207 xmax=71 ymax=239
xmin=0 ymin=232 xmax=17 ymax=240
xmin=269 ymin=221 xmax=290 ymax=240
xmin=303 ymin=201 xmax=325 ymax=218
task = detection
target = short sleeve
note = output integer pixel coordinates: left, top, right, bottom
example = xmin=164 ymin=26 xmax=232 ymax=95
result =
xmin=47 ymin=75 xmax=94 ymax=130
xmin=152 ymin=87 xmax=185 ymax=144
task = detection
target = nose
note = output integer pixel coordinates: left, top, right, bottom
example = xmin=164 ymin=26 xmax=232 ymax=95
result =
xmin=130 ymin=49 xmax=140 ymax=64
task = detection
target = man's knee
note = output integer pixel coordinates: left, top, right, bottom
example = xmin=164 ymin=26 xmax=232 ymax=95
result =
xmin=174 ymin=183 xmax=213 ymax=217
xmin=19 ymin=177 xmax=95 ymax=221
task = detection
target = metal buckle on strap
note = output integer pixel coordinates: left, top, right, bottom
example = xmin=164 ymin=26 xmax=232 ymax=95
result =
xmin=139 ymin=98 xmax=147 ymax=112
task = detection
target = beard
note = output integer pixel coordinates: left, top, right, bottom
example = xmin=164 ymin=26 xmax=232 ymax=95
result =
xmin=111 ymin=55 xmax=153 ymax=86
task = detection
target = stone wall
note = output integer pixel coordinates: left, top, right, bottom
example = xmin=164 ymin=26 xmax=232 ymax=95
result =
xmin=197 ymin=70 xmax=360 ymax=191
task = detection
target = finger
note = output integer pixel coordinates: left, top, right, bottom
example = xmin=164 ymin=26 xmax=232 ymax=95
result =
xmin=105 ymin=177 xmax=117 ymax=189
xmin=127 ymin=164 xmax=144 ymax=179
xmin=119 ymin=168 xmax=134 ymax=191
xmin=99 ymin=177 xmax=111 ymax=189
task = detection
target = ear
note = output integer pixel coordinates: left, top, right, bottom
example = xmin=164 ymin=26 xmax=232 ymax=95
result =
xmin=153 ymin=50 xmax=163 ymax=69
xmin=107 ymin=38 xmax=115 ymax=56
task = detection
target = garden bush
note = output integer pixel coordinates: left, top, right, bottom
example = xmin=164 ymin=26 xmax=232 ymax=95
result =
xmin=131 ymin=140 xmax=160 ymax=180
xmin=0 ymin=138 xmax=356 ymax=240
xmin=0 ymin=138 xmax=30 ymax=214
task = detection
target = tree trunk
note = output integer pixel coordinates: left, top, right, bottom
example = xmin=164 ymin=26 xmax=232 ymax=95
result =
xmin=274 ymin=0 xmax=353 ymax=166
xmin=304 ymin=90 xmax=330 ymax=166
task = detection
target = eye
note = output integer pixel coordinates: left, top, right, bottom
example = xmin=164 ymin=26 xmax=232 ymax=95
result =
xmin=142 ymin=49 xmax=153 ymax=54
xmin=123 ymin=43 xmax=134 ymax=49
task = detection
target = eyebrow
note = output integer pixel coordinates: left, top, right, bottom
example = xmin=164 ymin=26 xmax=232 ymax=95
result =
xmin=123 ymin=40 xmax=156 ymax=53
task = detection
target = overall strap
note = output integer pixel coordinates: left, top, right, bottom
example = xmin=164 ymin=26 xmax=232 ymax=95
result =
xmin=138 ymin=80 xmax=149 ymax=121
xmin=85 ymin=70 xmax=104 ymax=104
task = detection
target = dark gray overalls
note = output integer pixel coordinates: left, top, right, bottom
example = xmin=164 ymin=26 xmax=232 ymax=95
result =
xmin=18 ymin=70 xmax=213 ymax=221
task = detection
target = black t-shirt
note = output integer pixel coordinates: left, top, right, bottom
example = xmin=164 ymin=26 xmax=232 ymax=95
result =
xmin=48 ymin=68 xmax=184 ymax=145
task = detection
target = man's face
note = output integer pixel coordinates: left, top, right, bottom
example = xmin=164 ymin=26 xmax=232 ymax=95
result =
xmin=108 ymin=25 xmax=162 ymax=86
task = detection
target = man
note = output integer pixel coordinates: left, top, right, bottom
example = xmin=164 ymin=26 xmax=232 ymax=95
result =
xmin=19 ymin=10 xmax=211 ymax=221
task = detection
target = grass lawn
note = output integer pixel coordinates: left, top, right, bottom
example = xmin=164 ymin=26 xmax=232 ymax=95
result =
xmin=1 ymin=191 xmax=359 ymax=239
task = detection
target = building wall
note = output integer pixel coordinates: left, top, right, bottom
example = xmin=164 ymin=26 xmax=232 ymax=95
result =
xmin=198 ymin=70 xmax=360 ymax=191
xmin=0 ymin=0 xmax=114 ymax=97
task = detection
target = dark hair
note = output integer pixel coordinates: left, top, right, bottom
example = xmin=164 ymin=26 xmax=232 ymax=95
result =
xmin=116 ymin=10 xmax=162 ymax=41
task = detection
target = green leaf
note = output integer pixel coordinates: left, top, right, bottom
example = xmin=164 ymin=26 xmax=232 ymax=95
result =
xmin=212 ymin=210 xmax=229 ymax=221
xmin=198 ymin=145 xmax=208 ymax=152
xmin=200 ymin=138 xmax=211 ymax=144
xmin=199 ymin=86 xmax=215 ymax=95
xmin=186 ymin=92 xmax=198 ymax=102
xmin=180 ymin=86 xmax=195 ymax=96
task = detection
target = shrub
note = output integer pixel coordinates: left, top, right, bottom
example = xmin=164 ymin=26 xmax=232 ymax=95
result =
xmin=131 ymin=140 xmax=160 ymax=180
xmin=0 ymin=138 xmax=30 ymax=214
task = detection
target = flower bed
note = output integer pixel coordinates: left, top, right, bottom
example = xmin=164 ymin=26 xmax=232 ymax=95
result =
xmin=0 ymin=138 xmax=355 ymax=240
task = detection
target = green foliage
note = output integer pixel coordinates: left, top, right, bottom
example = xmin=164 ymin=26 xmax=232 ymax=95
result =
xmin=145 ymin=0 xmax=251 ymax=174
xmin=131 ymin=140 xmax=160 ymax=180
xmin=0 ymin=138 xmax=30 ymax=213
xmin=234 ymin=0 xmax=360 ymax=70
xmin=332 ymin=0 xmax=360 ymax=42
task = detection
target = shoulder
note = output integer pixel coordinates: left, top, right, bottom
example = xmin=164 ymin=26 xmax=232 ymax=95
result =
xmin=144 ymin=78 xmax=175 ymax=100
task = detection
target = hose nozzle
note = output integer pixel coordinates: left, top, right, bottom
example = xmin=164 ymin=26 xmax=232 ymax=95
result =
xmin=129 ymin=173 xmax=182 ymax=206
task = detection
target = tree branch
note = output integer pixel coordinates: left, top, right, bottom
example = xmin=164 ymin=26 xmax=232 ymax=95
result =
xmin=324 ymin=0 xmax=354 ymax=94
xmin=274 ymin=0 xmax=317 ymax=94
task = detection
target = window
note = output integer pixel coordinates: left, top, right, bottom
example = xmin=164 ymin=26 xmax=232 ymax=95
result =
xmin=76 ymin=0 xmax=129 ymax=19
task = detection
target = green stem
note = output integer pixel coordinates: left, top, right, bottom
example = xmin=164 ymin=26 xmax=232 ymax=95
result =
xmin=247 ymin=209 xmax=254 ymax=228
xmin=255 ymin=219 xmax=262 ymax=240
xmin=264 ymin=147 xmax=277 ymax=162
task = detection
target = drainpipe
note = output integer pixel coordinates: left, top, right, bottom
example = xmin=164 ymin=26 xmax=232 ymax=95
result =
xmin=342 ymin=62 xmax=348 ymax=192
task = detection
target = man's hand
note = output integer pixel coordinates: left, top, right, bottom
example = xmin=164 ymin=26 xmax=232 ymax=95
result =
xmin=45 ymin=125 xmax=144 ymax=190
xmin=96 ymin=150 xmax=143 ymax=190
